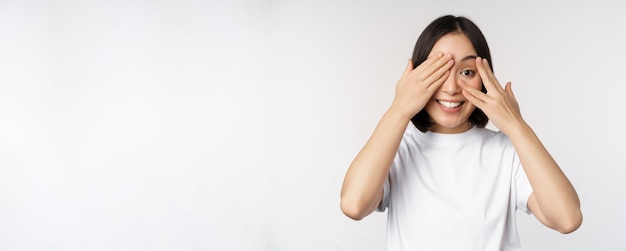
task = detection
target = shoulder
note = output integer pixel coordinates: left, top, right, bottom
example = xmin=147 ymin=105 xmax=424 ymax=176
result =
xmin=399 ymin=124 xmax=425 ymax=148
xmin=473 ymin=127 xmax=518 ymax=161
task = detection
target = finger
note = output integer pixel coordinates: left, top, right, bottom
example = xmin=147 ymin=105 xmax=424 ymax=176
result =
xmin=462 ymin=88 xmax=486 ymax=110
xmin=504 ymin=82 xmax=516 ymax=99
xmin=402 ymin=59 xmax=413 ymax=77
xmin=424 ymin=53 xmax=453 ymax=78
xmin=414 ymin=53 xmax=453 ymax=79
xmin=475 ymin=57 xmax=494 ymax=90
xmin=415 ymin=52 xmax=444 ymax=71
xmin=459 ymin=81 xmax=488 ymax=106
xmin=476 ymin=57 xmax=503 ymax=93
xmin=482 ymin=58 xmax=500 ymax=86
xmin=425 ymin=59 xmax=454 ymax=88
xmin=427 ymin=70 xmax=450 ymax=91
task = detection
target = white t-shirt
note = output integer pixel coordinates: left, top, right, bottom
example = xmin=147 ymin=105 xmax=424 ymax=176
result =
xmin=377 ymin=126 xmax=533 ymax=251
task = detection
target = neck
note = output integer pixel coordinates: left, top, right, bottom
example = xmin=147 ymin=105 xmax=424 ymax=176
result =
xmin=430 ymin=123 xmax=473 ymax=134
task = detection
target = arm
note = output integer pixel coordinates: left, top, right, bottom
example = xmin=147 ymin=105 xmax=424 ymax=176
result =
xmin=340 ymin=109 xmax=410 ymax=220
xmin=460 ymin=57 xmax=582 ymax=233
xmin=340 ymin=54 xmax=454 ymax=220
xmin=508 ymin=125 xmax=582 ymax=234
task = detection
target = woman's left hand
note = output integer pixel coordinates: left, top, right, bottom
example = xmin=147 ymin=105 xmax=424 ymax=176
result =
xmin=461 ymin=59 xmax=582 ymax=233
xmin=459 ymin=57 xmax=526 ymax=135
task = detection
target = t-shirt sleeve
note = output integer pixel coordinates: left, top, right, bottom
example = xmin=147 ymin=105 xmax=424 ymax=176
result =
xmin=513 ymin=152 xmax=534 ymax=214
xmin=376 ymin=172 xmax=391 ymax=212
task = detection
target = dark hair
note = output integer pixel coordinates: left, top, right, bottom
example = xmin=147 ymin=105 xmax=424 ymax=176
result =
xmin=410 ymin=15 xmax=491 ymax=132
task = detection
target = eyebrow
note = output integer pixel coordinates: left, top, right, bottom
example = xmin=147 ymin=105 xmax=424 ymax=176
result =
xmin=461 ymin=55 xmax=478 ymax=62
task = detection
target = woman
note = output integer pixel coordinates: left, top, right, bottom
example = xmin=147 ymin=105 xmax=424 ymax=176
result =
xmin=340 ymin=15 xmax=582 ymax=250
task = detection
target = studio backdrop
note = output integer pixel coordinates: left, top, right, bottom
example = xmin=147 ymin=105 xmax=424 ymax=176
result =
xmin=0 ymin=0 xmax=624 ymax=250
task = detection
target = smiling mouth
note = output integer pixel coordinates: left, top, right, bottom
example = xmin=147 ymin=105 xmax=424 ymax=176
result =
xmin=437 ymin=100 xmax=464 ymax=109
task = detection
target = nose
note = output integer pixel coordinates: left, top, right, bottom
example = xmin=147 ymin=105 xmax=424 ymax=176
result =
xmin=441 ymin=72 xmax=460 ymax=95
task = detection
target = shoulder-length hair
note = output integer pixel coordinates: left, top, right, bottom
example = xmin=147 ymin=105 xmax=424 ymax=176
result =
xmin=410 ymin=15 xmax=492 ymax=132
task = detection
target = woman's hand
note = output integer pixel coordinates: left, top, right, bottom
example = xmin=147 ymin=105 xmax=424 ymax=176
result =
xmin=459 ymin=57 xmax=525 ymax=135
xmin=460 ymin=58 xmax=582 ymax=233
xmin=391 ymin=53 xmax=454 ymax=119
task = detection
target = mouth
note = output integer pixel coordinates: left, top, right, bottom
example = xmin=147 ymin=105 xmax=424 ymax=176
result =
xmin=437 ymin=100 xmax=464 ymax=109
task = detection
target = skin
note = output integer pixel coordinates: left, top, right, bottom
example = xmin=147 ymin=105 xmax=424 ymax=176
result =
xmin=422 ymin=33 xmax=482 ymax=134
xmin=340 ymin=32 xmax=582 ymax=234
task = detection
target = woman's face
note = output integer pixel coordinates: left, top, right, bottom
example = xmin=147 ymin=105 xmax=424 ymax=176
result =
xmin=424 ymin=32 xmax=483 ymax=134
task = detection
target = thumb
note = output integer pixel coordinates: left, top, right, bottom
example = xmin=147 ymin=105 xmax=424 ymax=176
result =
xmin=402 ymin=59 xmax=413 ymax=77
xmin=504 ymin=82 xmax=516 ymax=99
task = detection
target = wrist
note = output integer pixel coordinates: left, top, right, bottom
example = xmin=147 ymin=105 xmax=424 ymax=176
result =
xmin=503 ymin=121 xmax=532 ymax=140
xmin=386 ymin=104 xmax=415 ymax=123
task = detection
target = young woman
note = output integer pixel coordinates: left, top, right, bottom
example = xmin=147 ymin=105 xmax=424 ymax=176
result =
xmin=340 ymin=15 xmax=582 ymax=250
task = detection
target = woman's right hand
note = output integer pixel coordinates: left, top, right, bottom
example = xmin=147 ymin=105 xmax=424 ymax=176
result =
xmin=341 ymin=54 xmax=453 ymax=220
xmin=390 ymin=53 xmax=454 ymax=119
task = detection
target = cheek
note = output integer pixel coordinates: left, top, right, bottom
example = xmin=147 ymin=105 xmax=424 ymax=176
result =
xmin=459 ymin=77 xmax=482 ymax=108
xmin=463 ymin=77 xmax=483 ymax=90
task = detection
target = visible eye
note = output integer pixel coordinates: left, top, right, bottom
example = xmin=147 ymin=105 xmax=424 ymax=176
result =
xmin=461 ymin=70 xmax=475 ymax=77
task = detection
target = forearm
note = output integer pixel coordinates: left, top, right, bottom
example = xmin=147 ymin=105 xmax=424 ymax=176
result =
xmin=507 ymin=123 xmax=582 ymax=230
xmin=340 ymin=108 xmax=410 ymax=220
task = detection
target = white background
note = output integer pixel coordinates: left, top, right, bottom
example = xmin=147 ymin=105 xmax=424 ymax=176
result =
xmin=1 ymin=0 xmax=624 ymax=250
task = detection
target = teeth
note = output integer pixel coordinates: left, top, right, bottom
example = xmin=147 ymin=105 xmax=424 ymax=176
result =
xmin=438 ymin=100 xmax=462 ymax=109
